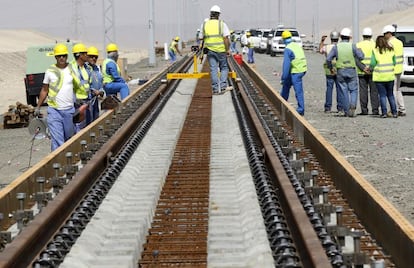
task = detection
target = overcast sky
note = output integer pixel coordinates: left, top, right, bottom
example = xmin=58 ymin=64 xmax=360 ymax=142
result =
xmin=0 ymin=0 xmax=412 ymax=50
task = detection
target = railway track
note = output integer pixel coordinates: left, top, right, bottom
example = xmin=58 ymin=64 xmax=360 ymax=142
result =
xmin=0 ymin=52 xmax=412 ymax=267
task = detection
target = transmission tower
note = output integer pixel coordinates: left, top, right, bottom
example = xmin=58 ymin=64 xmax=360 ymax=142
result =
xmin=71 ymin=0 xmax=84 ymax=40
xmin=103 ymin=0 xmax=116 ymax=54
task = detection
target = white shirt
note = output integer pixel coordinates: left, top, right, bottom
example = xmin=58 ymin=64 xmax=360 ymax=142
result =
xmin=43 ymin=66 xmax=75 ymax=110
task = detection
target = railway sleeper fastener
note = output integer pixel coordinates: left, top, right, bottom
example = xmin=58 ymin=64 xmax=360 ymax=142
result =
xmin=13 ymin=193 xmax=34 ymax=232
xmin=0 ymin=214 xmax=11 ymax=252
xmin=35 ymin=176 xmax=53 ymax=212
xmin=342 ymin=229 xmax=371 ymax=267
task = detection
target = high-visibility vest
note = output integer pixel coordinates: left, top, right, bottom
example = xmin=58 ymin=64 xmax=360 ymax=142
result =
xmin=203 ymin=19 xmax=226 ymax=53
xmin=323 ymin=44 xmax=336 ymax=75
xmin=286 ymin=42 xmax=307 ymax=73
xmin=336 ymin=42 xmax=356 ymax=69
xmin=372 ymin=49 xmax=395 ymax=82
xmin=102 ymin=58 xmax=121 ymax=84
xmin=356 ymin=39 xmax=375 ymax=75
xmin=390 ymin=37 xmax=403 ymax=74
xmin=169 ymin=40 xmax=178 ymax=53
xmin=46 ymin=65 xmax=79 ymax=108
xmin=69 ymin=60 xmax=90 ymax=100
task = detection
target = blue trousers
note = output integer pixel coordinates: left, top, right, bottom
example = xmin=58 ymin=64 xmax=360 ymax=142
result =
xmin=324 ymin=75 xmax=342 ymax=111
xmin=247 ymin=48 xmax=254 ymax=63
xmin=47 ymin=106 xmax=75 ymax=151
xmin=207 ymin=50 xmax=229 ymax=93
xmin=376 ymin=81 xmax=397 ymax=116
xmin=104 ymin=82 xmax=130 ymax=100
xmin=281 ymin=72 xmax=306 ymax=115
xmin=337 ymin=68 xmax=358 ymax=115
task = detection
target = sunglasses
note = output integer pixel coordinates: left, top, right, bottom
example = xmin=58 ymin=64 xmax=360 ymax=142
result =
xmin=88 ymin=55 xmax=98 ymax=59
xmin=56 ymin=55 xmax=67 ymax=58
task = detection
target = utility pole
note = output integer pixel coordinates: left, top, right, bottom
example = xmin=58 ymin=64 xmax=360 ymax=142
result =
xmin=71 ymin=0 xmax=83 ymax=40
xmin=103 ymin=0 xmax=116 ymax=55
xmin=148 ymin=0 xmax=156 ymax=66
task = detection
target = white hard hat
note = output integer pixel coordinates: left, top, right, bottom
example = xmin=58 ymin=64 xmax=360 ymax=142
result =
xmin=340 ymin=27 xmax=351 ymax=37
xmin=382 ymin=25 xmax=395 ymax=34
xmin=210 ymin=5 xmax=221 ymax=13
xmin=362 ymin=27 xmax=372 ymax=36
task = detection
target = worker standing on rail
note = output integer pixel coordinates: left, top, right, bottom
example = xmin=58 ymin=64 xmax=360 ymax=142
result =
xmin=199 ymin=5 xmax=233 ymax=95
xmin=326 ymin=28 xmax=366 ymax=117
xmin=356 ymin=27 xmax=379 ymax=116
xmin=34 ymin=44 xmax=82 ymax=151
xmin=319 ymin=31 xmax=343 ymax=113
xmin=102 ymin=43 xmax=130 ymax=100
xmin=370 ymin=35 xmax=398 ymax=118
xmin=70 ymin=43 xmax=91 ymax=132
xmin=279 ymin=30 xmax=307 ymax=116
xmin=168 ymin=36 xmax=182 ymax=63
xmin=86 ymin=46 xmax=105 ymax=122
xmin=383 ymin=24 xmax=406 ymax=116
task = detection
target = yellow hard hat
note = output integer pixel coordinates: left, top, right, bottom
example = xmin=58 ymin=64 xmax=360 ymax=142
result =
xmin=87 ymin=46 xmax=99 ymax=56
xmin=72 ymin=43 xmax=88 ymax=54
xmin=174 ymin=36 xmax=180 ymax=41
xmin=106 ymin=43 xmax=118 ymax=52
xmin=54 ymin=43 xmax=68 ymax=56
xmin=246 ymin=31 xmax=251 ymax=36
xmin=282 ymin=30 xmax=292 ymax=39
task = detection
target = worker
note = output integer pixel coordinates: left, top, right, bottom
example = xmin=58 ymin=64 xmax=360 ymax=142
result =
xmin=34 ymin=44 xmax=82 ymax=151
xmin=70 ymin=43 xmax=90 ymax=132
xmin=326 ymin=28 xmax=366 ymax=117
xmin=199 ymin=5 xmax=232 ymax=95
xmin=319 ymin=31 xmax=343 ymax=113
xmin=356 ymin=27 xmax=379 ymax=115
xmin=86 ymin=46 xmax=105 ymax=122
xmin=279 ymin=30 xmax=308 ymax=116
xmin=230 ymin=30 xmax=238 ymax=54
xmin=168 ymin=36 xmax=182 ymax=63
xmin=383 ymin=24 xmax=406 ymax=116
xmin=102 ymin=43 xmax=130 ymax=100
xmin=196 ymin=29 xmax=201 ymax=45
xmin=246 ymin=31 xmax=255 ymax=64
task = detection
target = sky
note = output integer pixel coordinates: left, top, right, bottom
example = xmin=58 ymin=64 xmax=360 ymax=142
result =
xmin=1 ymin=0 xmax=413 ymax=51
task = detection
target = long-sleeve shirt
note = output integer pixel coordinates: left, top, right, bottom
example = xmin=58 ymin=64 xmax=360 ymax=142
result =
xmin=326 ymin=40 xmax=365 ymax=71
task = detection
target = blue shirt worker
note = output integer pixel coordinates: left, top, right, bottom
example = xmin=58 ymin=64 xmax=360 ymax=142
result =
xmin=327 ymin=28 xmax=366 ymax=117
xmin=280 ymin=30 xmax=308 ymax=115
xmin=102 ymin=43 xmax=130 ymax=100
xmin=35 ymin=44 xmax=82 ymax=151
xmin=87 ymin=46 xmax=105 ymax=122
xmin=168 ymin=37 xmax=182 ymax=63
xmin=199 ymin=5 xmax=232 ymax=95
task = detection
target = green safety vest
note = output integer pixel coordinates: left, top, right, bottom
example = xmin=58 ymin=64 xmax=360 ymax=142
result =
xmin=203 ymin=19 xmax=226 ymax=53
xmin=390 ymin=37 xmax=403 ymax=74
xmin=69 ymin=60 xmax=90 ymax=100
xmin=372 ymin=49 xmax=395 ymax=82
xmin=356 ymin=39 xmax=375 ymax=75
xmin=286 ymin=42 xmax=307 ymax=73
xmin=46 ymin=65 xmax=79 ymax=108
xmin=169 ymin=40 xmax=178 ymax=53
xmin=336 ymin=42 xmax=356 ymax=69
xmin=102 ymin=58 xmax=121 ymax=84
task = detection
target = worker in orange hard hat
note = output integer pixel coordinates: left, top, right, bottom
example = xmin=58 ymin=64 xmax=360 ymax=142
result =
xmin=168 ymin=36 xmax=182 ymax=63
xmin=102 ymin=43 xmax=130 ymax=100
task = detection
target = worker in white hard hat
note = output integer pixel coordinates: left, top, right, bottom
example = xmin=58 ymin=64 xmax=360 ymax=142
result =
xmin=356 ymin=27 xmax=379 ymax=116
xmin=326 ymin=27 xmax=366 ymax=117
xmin=383 ymin=24 xmax=406 ymax=116
xmin=319 ymin=30 xmax=342 ymax=113
xmin=199 ymin=5 xmax=233 ymax=95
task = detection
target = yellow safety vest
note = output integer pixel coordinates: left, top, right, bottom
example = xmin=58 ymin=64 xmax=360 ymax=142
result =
xmin=372 ymin=49 xmax=395 ymax=82
xmin=336 ymin=42 xmax=356 ymax=69
xmin=169 ymin=40 xmax=178 ymax=53
xmin=69 ymin=60 xmax=90 ymax=100
xmin=286 ymin=42 xmax=307 ymax=73
xmin=356 ymin=39 xmax=375 ymax=75
xmin=390 ymin=37 xmax=403 ymax=74
xmin=102 ymin=58 xmax=121 ymax=84
xmin=203 ymin=19 xmax=226 ymax=53
xmin=323 ymin=44 xmax=336 ymax=75
xmin=46 ymin=65 xmax=80 ymax=108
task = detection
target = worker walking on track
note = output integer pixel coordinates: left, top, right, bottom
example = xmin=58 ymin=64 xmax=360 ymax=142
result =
xmin=199 ymin=5 xmax=232 ymax=95
xmin=279 ymin=30 xmax=307 ymax=116
xmin=326 ymin=28 xmax=366 ymax=117
xmin=383 ymin=24 xmax=406 ymax=116
xmin=35 ymin=44 xmax=82 ymax=151
xmin=87 ymin=46 xmax=105 ymax=122
xmin=102 ymin=43 xmax=130 ymax=100
xmin=70 ymin=43 xmax=90 ymax=132
xmin=356 ymin=27 xmax=379 ymax=115
xmin=168 ymin=36 xmax=182 ymax=63
xmin=319 ymin=31 xmax=343 ymax=113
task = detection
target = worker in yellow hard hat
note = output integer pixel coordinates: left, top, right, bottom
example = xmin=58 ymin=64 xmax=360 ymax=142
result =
xmin=169 ymin=36 xmax=182 ymax=63
xmin=69 ymin=43 xmax=91 ymax=132
xmin=246 ymin=31 xmax=255 ymax=64
xmin=102 ymin=43 xmax=130 ymax=100
xmin=35 ymin=43 xmax=82 ymax=151
xmin=230 ymin=30 xmax=238 ymax=54
xmin=280 ymin=30 xmax=308 ymax=116
xmin=87 ymin=46 xmax=105 ymax=122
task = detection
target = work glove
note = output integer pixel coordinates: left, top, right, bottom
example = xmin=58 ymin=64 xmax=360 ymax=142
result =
xmin=34 ymin=108 xmax=41 ymax=117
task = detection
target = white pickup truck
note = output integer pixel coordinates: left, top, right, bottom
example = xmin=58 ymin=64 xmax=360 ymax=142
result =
xmin=395 ymin=26 xmax=414 ymax=84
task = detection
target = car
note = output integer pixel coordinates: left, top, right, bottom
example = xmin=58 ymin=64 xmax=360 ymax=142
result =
xmin=257 ymin=28 xmax=274 ymax=54
xmin=395 ymin=26 xmax=414 ymax=84
xmin=270 ymin=27 xmax=304 ymax=56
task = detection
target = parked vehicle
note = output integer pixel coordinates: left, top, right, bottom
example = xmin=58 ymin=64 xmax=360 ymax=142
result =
xmin=395 ymin=26 xmax=414 ymax=84
xmin=257 ymin=28 xmax=274 ymax=54
xmin=270 ymin=27 xmax=305 ymax=56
